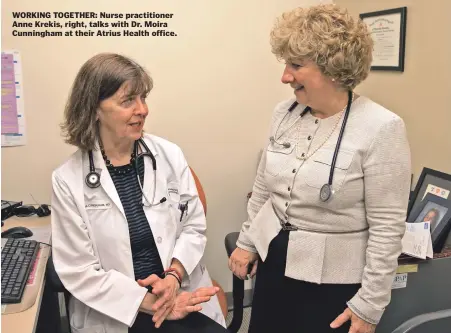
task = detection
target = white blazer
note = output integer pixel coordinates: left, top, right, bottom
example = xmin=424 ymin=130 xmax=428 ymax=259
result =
xmin=51 ymin=133 xmax=225 ymax=333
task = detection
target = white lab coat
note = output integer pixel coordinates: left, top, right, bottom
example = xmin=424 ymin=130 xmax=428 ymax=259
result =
xmin=51 ymin=134 xmax=225 ymax=333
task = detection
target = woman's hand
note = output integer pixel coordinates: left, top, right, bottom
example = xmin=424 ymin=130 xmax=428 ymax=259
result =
xmin=330 ymin=308 xmax=376 ymax=333
xmin=137 ymin=274 xmax=180 ymax=324
xmin=165 ymin=286 xmax=219 ymax=322
xmin=228 ymin=248 xmax=258 ymax=280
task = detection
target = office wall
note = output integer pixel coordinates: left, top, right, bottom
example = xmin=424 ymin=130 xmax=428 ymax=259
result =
xmin=335 ymin=0 xmax=451 ymax=184
xmin=1 ymin=0 xmax=329 ymax=291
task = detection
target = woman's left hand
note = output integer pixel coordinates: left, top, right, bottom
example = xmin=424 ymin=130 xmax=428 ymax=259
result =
xmin=137 ymin=274 xmax=180 ymax=315
xmin=330 ymin=308 xmax=376 ymax=333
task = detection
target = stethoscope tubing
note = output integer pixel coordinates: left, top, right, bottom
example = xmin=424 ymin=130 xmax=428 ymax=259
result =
xmin=86 ymin=138 xmax=165 ymax=206
xmin=271 ymin=90 xmax=353 ymax=201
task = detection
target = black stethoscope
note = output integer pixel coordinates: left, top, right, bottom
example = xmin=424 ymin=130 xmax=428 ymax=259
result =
xmin=269 ymin=90 xmax=353 ymax=202
xmin=86 ymin=138 xmax=167 ymax=206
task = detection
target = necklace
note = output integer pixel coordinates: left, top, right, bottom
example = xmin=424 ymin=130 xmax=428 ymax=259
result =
xmin=297 ymin=92 xmax=354 ymax=161
xmin=100 ymin=141 xmax=137 ymax=175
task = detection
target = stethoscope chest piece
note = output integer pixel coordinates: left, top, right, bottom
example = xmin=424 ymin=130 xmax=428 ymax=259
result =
xmin=86 ymin=171 xmax=101 ymax=188
xmin=320 ymin=184 xmax=332 ymax=202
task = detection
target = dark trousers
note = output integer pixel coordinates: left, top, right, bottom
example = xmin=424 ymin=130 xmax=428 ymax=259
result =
xmin=129 ymin=311 xmax=227 ymax=333
xmin=249 ymin=230 xmax=361 ymax=333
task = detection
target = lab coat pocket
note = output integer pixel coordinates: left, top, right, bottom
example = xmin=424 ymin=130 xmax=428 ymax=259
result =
xmin=265 ymin=141 xmax=295 ymax=177
xmin=304 ymin=148 xmax=354 ymax=191
xmin=168 ymin=199 xmax=182 ymax=225
xmin=166 ymin=189 xmax=183 ymax=237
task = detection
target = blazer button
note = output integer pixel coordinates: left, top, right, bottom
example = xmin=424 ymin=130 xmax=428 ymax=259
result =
xmin=157 ymin=236 xmax=162 ymax=244
xmin=307 ymin=136 xmax=312 ymax=140
xmin=315 ymin=119 xmax=319 ymax=124
xmin=292 ymin=169 xmax=296 ymax=173
xmin=285 ymin=202 xmax=289 ymax=207
xmin=288 ymin=187 xmax=291 ymax=191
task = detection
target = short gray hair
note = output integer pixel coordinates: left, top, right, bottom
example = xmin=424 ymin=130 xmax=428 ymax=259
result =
xmin=61 ymin=53 xmax=153 ymax=151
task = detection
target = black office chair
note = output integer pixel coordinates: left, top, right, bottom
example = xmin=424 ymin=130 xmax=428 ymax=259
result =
xmin=45 ymin=253 xmax=72 ymax=333
xmin=224 ymin=232 xmax=252 ymax=333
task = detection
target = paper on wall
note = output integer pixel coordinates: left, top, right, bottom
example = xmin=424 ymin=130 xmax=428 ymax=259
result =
xmin=1 ymin=50 xmax=26 ymax=146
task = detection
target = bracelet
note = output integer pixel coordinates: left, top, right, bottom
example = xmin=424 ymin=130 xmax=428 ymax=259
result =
xmin=165 ymin=272 xmax=182 ymax=287
xmin=164 ymin=267 xmax=183 ymax=282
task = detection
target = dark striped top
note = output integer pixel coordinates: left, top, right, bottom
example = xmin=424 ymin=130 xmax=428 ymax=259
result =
xmin=108 ymin=157 xmax=164 ymax=281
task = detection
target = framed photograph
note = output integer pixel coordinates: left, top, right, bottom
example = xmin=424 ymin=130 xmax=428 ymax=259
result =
xmin=360 ymin=7 xmax=407 ymax=72
xmin=407 ymin=167 xmax=451 ymax=252
xmin=408 ymin=168 xmax=451 ymax=215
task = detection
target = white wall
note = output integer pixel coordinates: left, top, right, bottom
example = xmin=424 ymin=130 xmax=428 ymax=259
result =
xmin=336 ymin=0 xmax=451 ymax=182
xmin=1 ymin=0 xmax=328 ymax=292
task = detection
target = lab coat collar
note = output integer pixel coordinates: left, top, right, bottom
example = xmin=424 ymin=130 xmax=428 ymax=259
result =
xmin=140 ymin=133 xmax=159 ymax=156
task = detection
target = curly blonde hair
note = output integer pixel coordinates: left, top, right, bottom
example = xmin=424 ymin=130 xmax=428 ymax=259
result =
xmin=270 ymin=4 xmax=373 ymax=90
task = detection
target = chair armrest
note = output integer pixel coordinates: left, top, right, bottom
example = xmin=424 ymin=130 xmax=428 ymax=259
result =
xmin=225 ymin=232 xmax=244 ymax=333
xmin=391 ymin=309 xmax=451 ymax=333
xmin=225 ymin=232 xmax=240 ymax=257
xmin=225 ymin=232 xmax=256 ymax=333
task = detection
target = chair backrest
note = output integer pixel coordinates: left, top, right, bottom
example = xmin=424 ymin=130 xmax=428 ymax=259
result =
xmin=189 ymin=167 xmax=207 ymax=215
xmin=188 ymin=167 xmax=230 ymax=320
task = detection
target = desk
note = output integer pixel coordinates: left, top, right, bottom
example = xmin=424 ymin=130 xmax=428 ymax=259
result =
xmin=376 ymin=255 xmax=451 ymax=332
xmin=1 ymin=216 xmax=52 ymax=333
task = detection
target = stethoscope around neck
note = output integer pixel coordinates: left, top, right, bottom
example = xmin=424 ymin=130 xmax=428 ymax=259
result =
xmin=269 ymin=90 xmax=353 ymax=202
xmin=85 ymin=138 xmax=167 ymax=207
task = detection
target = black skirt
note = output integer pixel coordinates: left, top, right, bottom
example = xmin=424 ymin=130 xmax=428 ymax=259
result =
xmin=249 ymin=230 xmax=361 ymax=333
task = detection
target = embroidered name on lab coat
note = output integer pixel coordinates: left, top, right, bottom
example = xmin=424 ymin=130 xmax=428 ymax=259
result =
xmin=85 ymin=202 xmax=112 ymax=210
xmin=168 ymin=188 xmax=179 ymax=194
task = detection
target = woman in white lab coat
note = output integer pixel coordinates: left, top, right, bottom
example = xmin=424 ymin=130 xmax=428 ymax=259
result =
xmin=51 ymin=53 xmax=225 ymax=333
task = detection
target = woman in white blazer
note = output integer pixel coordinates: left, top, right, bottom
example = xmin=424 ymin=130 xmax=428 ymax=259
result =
xmin=229 ymin=4 xmax=411 ymax=333
xmin=51 ymin=53 xmax=225 ymax=333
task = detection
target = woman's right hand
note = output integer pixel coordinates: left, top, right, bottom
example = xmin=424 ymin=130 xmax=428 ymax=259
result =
xmin=140 ymin=286 xmax=219 ymax=328
xmin=160 ymin=287 xmax=219 ymax=324
xmin=228 ymin=248 xmax=258 ymax=280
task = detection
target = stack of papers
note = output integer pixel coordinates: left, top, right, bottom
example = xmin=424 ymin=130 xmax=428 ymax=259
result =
xmin=401 ymin=222 xmax=433 ymax=259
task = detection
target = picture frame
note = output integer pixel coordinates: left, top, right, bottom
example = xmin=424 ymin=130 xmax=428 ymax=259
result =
xmin=407 ymin=168 xmax=451 ymax=252
xmin=407 ymin=193 xmax=451 ymax=252
xmin=360 ymin=7 xmax=407 ymax=72
xmin=408 ymin=168 xmax=451 ymax=216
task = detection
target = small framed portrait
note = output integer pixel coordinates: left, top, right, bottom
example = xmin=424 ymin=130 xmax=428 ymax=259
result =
xmin=408 ymin=193 xmax=451 ymax=253
xmin=407 ymin=168 xmax=451 ymax=252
